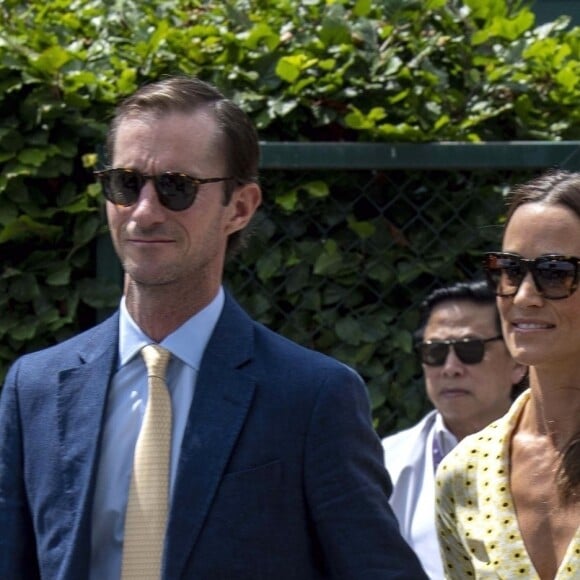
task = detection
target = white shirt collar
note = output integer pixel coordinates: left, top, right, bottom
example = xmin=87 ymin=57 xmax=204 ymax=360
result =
xmin=433 ymin=412 xmax=459 ymax=457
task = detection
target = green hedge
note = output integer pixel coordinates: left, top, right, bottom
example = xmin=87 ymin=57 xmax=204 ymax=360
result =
xmin=1 ymin=0 xmax=578 ymax=430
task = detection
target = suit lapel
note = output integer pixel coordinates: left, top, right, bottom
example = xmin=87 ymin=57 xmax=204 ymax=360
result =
xmin=164 ymin=295 xmax=256 ymax=578
xmin=56 ymin=315 xmax=119 ymax=570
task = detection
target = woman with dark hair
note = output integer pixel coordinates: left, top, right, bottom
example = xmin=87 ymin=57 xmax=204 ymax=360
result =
xmin=435 ymin=169 xmax=580 ymax=579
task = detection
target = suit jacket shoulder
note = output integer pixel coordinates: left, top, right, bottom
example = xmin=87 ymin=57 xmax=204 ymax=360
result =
xmin=0 ymin=312 xmax=120 ymax=580
xmin=166 ymin=293 xmax=428 ymax=579
xmin=8 ymin=312 xmax=120 ymax=379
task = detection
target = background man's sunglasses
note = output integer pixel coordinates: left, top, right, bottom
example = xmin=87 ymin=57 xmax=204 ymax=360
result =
xmin=483 ymin=252 xmax=580 ymax=300
xmin=94 ymin=168 xmax=233 ymax=211
xmin=418 ymin=335 xmax=503 ymax=366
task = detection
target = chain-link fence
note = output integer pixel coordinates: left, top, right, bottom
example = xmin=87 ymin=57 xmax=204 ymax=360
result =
xmin=98 ymin=142 xmax=580 ymax=434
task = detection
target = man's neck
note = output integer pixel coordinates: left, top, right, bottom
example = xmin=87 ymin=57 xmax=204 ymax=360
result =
xmin=125 ymin=282 xmax=220 ymax=342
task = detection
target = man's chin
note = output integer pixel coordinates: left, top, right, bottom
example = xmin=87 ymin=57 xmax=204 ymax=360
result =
xmin=125 ymin=269 xmax=177 ymax=288
xmin=438 ymin=389 xmax=471 ymax=401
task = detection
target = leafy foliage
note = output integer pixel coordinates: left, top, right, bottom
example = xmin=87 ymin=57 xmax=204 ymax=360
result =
xmin=0 ymin=0 xmax=578 ymax=431
xmin=225 ymin=166 xmax=536 ymax=434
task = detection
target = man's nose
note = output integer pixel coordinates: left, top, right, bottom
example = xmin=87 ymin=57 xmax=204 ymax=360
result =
xmin=129 ymin=180 xmax=166 ymax=224
xmin=441 ymin=347 xmax=465 ymax=376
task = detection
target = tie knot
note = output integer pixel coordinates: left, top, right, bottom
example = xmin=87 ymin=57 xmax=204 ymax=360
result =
xmin=141 ymin=344 xmax=171 ymax=379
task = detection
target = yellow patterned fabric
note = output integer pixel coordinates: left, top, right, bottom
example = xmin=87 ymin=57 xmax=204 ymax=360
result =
xmin=435 ymin=390 xmax=580 ymax=579
xmin=121 ymin=345 xmax=172 ymax=580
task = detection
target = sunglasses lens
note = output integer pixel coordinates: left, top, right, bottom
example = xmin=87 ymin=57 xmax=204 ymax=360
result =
xmin=97 ymin=170 xmax=199 ymax=211
xmin=485 ymin=253 xmax=579 ymax=300
xmin=100 ymin=169 xmax=141 ymax=206
xmin=485 ymin=253 xmax=525 ymax=296
xmin=420 ymin=339 xmax=489 ymax=366
xmin=155 ymin=173 xmax=197 ymax=211
xmin=534 ymin=258 xmax=577 ymax=299
xmin=454 ymin=340 xmax=485 ymax=364
xmin=420 ymin=343 xmax=448 ymax=366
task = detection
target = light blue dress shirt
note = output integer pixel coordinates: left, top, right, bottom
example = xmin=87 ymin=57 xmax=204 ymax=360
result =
xmin=89 ymin=288 xmax=224 ymax=580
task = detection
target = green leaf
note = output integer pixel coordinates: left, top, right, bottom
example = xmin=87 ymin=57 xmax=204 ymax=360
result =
xmin=32 ymin=45 xmax=71 ymax=74
xmin=256 ymin=248 xmax=282 ymax=281
xmin=335 ymin=317 xmax=363 ymax=345
xmin=367 ymin=379 xmax=388 ymax=410
xmin=302 ymin=181 xmax=329 ymax=198
xmin=396 ymin=260 xmax=426 ymax=284
xmin=299 ymin=289 xmax=322 ymax=311
xmin=348 ymin=218 xmax=376 ymax=239
xmin=245 ymin=23 xmax=280 ymax=51
xmin=353 ymin=0 xmax=372 ymax=18
xmin=118 ymin=68 xmax=137 ymax=94
xmin=9 ymin=318 xmax=38 ymax=341
xmin=0 ymin=216 xmax=61 ymax=243
xmin=275 ymin=189 xmax=299 ymax=211
xmin=313 ymin=240 xmax=342 ymax=275
xmin=78 ymin=279 xmax=121 ymax=309
xmin=556 ymin=65 xmax=577 ymax=91
xmin=46 ymin=265 xmax=71 ymax=286
xmin=344 ymin=107 xmax=375 ymax=130
xmin=18 ymin=148 xmax=48 ymax=167
xmin=73 ymin=215 xmax=100 ymax=247
xmin=286 ymin=263 xmax=310 ymax=294
xmin=366 ymin=263 xmax=395 ymax=284
xmin=391 ymin=329 xmax=414 ymax=353
xmin=320 ymin=6 xmax=351 ymax=46
xmin=472 ymin=10 xmax=535 ymax=45
xmin=0 ymin=202 xmax=18 ymax=226
xmin=276 ymin=56 xmax=302 ymax=83
xmin=9 ymin=274 xmax=40 ymax=302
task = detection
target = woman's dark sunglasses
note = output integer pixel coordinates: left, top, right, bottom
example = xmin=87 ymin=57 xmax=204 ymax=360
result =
xmin=94 ymin=168 xmax=233 ymax=211
xmin=418 ymin=335 xmax=503 ymax=366
xmin=484 ymin=252 xmax=580 ymax=300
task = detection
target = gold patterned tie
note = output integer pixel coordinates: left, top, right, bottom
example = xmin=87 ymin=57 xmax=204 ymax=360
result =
xmin=121 ymin=344 xmax=172 ymax=580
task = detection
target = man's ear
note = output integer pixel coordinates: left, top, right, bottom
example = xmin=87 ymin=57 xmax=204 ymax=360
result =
xmin=225 ymin=182 xmax=262 ymax=235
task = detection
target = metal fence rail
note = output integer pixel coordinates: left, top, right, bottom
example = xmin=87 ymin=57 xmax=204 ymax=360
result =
xmin=260 ymin=142 xmax=580 ymax=170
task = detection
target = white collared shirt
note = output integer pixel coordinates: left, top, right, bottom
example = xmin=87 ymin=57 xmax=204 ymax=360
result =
xmin=89 ymin=288 xmax=224 ymax=580
xmin=382 ymin=410 xmax=457 ymax=579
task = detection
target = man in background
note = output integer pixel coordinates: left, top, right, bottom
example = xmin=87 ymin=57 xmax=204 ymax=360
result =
xmin=382 ymin=279 xmax=526 ymax=579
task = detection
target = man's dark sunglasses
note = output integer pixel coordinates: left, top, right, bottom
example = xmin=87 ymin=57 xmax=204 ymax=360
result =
xmin=94 ymin=168 xmax=234 ymax=211
xmin=484 ymin=252 xmax=580 ymax=300
xmin=418 ymin=335 xmax=503 ymax=366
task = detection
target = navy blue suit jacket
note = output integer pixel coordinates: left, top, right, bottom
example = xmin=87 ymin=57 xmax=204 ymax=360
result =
xmin=0 ymin=293 xmax=426 ymax=579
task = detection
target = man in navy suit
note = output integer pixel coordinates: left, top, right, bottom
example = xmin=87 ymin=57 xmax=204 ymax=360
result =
xmin=0 ymin=76 xmax=427 ymax=579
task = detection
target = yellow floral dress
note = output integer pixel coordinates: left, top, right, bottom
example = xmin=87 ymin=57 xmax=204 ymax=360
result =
xmin=435 ymin=390 xmax=580 ymax=579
